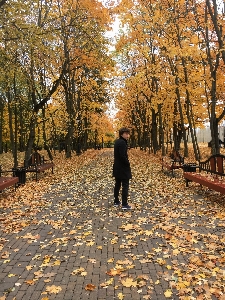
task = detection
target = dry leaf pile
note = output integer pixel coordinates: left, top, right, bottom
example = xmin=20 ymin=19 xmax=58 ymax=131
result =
xmin=0 ymin=145 xmax=225 ymax=300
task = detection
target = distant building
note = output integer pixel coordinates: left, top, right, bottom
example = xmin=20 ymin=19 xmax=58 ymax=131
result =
xmin=186 ymin=126 xmax=225 ymax=143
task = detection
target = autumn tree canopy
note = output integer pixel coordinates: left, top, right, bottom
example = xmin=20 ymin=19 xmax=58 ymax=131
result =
xmin=0 ymin=0 xmax=224 ymax=163
xmin=112 ymin=0 xmax=225 ymax=158
xmin=0 ymin=0 xmax=115 ymax=163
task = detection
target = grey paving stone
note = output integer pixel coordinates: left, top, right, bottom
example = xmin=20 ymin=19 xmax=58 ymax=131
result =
xmin=0 ymin=150 xmax=224 ymax=299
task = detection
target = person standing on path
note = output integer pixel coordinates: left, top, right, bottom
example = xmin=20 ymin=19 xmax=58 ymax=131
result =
xmin=113 ymin=127 xmax=132 ymax=210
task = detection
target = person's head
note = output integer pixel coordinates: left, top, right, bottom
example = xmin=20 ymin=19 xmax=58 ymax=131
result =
xmin=119 ymin=127 xmax=130 ymax=140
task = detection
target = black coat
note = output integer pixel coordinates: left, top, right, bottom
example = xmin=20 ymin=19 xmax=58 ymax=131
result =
xmin=113 ymin=137 xmax=132 ymax=179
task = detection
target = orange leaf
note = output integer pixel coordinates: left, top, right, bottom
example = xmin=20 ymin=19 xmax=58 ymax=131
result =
xmin=85 ymin=284 xmax=96 ymax=291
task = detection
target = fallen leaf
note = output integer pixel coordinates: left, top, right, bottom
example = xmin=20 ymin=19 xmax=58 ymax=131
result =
xmin=164 ymin=289 xmax=173 ymax=298
xmin=121 ymin=277 xmax=137 ymax=287
xmin=71 ymin=267 xmax=85 ymax=275
xmin=46 ymin=285 xmax=62 ymax=294
xmin=15 ymin=283 xmax=21 ymax=286
xmin=88 ymin=259 xmax=96 ymax=263
xmin=8 ymin=274 xmax=16 ymax=278
xmin=1 ymin=251 xmax=10 ymax=259
xmin=106 ymin=269 xmax=122 ymax=276
xmin=117 ymin=292 xmax=124 ymax=299
xmin=25 ymin=280 xmax=36 ymax=285
xmin=85 ymin=284 xmax=96 ymax=291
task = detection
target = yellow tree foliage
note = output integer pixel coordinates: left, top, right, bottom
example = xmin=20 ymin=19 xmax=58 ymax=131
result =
xmin=112 ymin=0 xmax=225 ymax=155
xmin=0 ymin=0 xmax=116 ymax=156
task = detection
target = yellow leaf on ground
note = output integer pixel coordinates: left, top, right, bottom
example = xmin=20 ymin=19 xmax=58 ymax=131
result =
xmin=86 ymin=241 xmax=95 ymax=246
xmin=118 ymin=292 xmax=124 ymax=299
xmin=8 ymin=274 xmax=16 ymax=278
xmin=100 ymin=278 xmax=114 ymax=287
xmin=46 ymin=285 xmax=62 ymax=294
xmin=164 ymin=289 xmax=173 ymax=298
xmin=176 ymin=280 xmax=190 ymax=289
xmin=107 ymin=278 xmax=114 ymax=285
xmin=53 ymin=260 xmax=61 ymax=266
xmin=157 ymin=258 xmax=166 ymax=265
xmin=126 ymin=265 xmax=135 ymax=269
xmin=111 ymin=239 xmax=118 ymax=244
xmin=3 ymin=260 xmax=10 ymax=264
xmin=172 ymin=249 xmax=180 ymax=255
xmin=106 ymin=269 xmax=122 ymax=276
xmin=71 ymin=267 xmax=85 ymax=275
xmin=25 ymin=280 xmax=36 ymax=285
xmin=120 ymin=224 xmax=134 ymax=231
xmin=1 ymin=252 xmax=10 ymax=259
xmin=121 ymin=277 xmax=137 ymax=287
xmin=154 ymin=248 xmax=162 ymax=253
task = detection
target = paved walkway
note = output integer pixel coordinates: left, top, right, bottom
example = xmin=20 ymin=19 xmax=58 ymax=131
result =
xmin=0 ymin=150 xmax=224 ymax=300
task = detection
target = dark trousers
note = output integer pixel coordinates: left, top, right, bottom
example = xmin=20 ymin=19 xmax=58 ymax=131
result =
xmin=114 ymin=178 xmax=129 ymax=206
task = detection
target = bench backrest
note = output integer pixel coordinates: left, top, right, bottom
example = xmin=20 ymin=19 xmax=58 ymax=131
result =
xmin=170 ymin=150 xmax=184 ymax=163
xmin=199 ymin=154 xmax=225 ymax=176
xmin=28 ymin=152 xmax=43 ymax=166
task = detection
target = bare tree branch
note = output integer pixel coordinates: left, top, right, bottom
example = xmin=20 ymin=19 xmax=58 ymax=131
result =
xmin=217 ymin=107 xmax=225 ymax=124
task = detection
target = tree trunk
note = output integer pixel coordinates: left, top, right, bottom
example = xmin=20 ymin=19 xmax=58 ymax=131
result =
xmin=168 ymin=56 xmax=188 ymax=157
xmin=206 ymin=0 xmax=225 ymax=65
xmin=42 ymin=106 xmax=53 ymax=161
xmin=158 ymin=104 xmax=165 ymax=156
xmin=7 ymin=92 xmax=16 ymax=159
xmin=24 ymin=116 xmax=36 ymax=167
xmin=175 ymin=80 xmax=188 ymax=157
xmin=0 ymin=100 xmax=4 ymax=154
xmin=205 ymin=5 xmax=220 ymax=155
xmin=65 ymin=125 xmax=73 ymax=158
xmin=151 ymin=109 xmax=158 ymax=154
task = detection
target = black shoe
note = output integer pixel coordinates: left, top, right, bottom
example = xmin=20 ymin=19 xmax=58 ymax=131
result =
xmin=114 ymin=201 xmax=121 ymax=207
xmin=122 ymin=204 xmax=132 ymax=210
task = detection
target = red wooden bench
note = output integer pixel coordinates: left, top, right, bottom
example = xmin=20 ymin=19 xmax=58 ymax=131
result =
xmin=0 ymin=166 xmax=19 ymax=191
xmin=25 ymin=152 xmax=54 ymax=181
xmin=162 ymin=150 xmax=184 ymax=177
xmin=183 ymin=154 xmax=225 ymax=194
